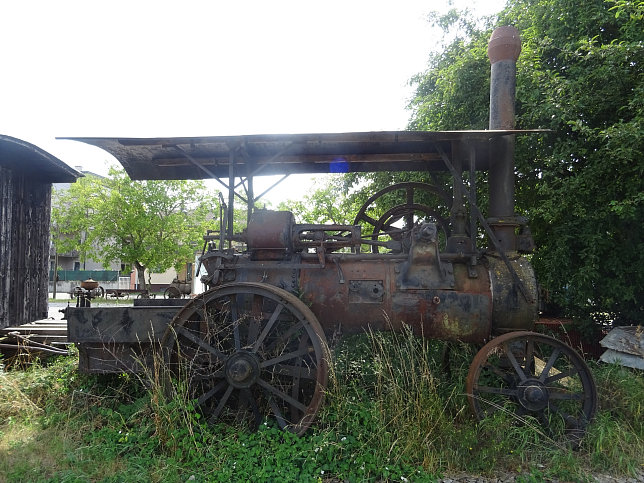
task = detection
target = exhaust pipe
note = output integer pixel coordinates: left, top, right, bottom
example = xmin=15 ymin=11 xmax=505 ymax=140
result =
xmin=487 ymin=26 xmax=521 ymax=252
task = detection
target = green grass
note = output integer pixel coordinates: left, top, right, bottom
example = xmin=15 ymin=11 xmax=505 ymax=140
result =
xmin=1 ymin=330 xmax=643 ymax=482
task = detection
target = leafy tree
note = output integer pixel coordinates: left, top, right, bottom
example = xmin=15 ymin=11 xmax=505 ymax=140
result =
xmin=502 ymin=0 xmax=643 ymax=325
xmin=52 ymin=167 xmax=217 ymax=290
xmin=348 ymin=0 xmax=643 ymax=325
xmin=277 ymin=177 xmax=356 ymax=225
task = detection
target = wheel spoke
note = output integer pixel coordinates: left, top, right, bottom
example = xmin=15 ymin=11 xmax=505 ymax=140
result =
xmin=193 ymin=370 xmax=225 ymax=381
xmin=536 ymin=410 xmax=550 ymax=428
xmin=404 ymin=186 xmax=414 ymax=229
xmin=273 ymin=363 xmax=316 ymax=379
xmin=251 ymin=303 xmax=284 ymax=352
xmin=475 ymin=385 xmax=518 ymax=397
xmin=258 ymin=378 xmax=307 ymax=413
xmin=290 ymin=337 xmax=310 ymax=422
xmin=548 ymin=388 xmax=583 ymax=401
xmin=230 ymin=295 xmax=241 ymax=351
xmin=246 ymin=294 xmax=263 ymax=347
xmin=525 ymin=338 xmax=535 ymax=376
xmin=503 ymin=342 xmax=527 ymax=382
xmin=241 ymin=388 xmax=263 ymax=428
xmin=482 ymin=363 xmax=515 ymax=385
xmin=516 ymin=406 xmax=528 ymax=417
xmin=260 ymin=346 xmax=314 ymax=368
xmin=546 ymin=367 xmax=578 ymax=384
xmin=269 ymin=398 xmax=289 ymax=430
xmin=548 ymin=402 xmax=579 ymax=426
xmin=538 ymin=347 xmax=561 ymax=381
xmin=264 ymin=320 xmax=305 ymax=353
xmin=197 ymin=379 xmax=227 ymax=405
xmin=175 ymin=325 xmax=227 ymax=360
xmin=209 ymin=384 xmax=235 ymax=423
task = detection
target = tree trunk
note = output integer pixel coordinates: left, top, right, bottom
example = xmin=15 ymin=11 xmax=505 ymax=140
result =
xmin=134 ymin=261 xmax=147 ymax=291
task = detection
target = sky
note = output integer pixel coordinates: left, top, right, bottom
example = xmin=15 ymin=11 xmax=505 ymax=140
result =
xmin=1 ymin=0 xmax=506 ymax=205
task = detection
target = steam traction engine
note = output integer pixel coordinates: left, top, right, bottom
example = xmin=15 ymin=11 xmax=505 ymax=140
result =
xmin=64 ymin=27 xmax=597 ymax=439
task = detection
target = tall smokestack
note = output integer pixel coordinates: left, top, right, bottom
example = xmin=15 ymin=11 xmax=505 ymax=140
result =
xmin=487 ymin=26 xmax=521 ymax=252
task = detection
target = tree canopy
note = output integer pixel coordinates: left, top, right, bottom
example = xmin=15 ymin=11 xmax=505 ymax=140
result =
xmin=336 ymin=0 xmax=642 ymax=326
xmin=52 ymin=167 xmax=216 ymax=290
xmin=278 ymin=177 xmax=356 ymax=225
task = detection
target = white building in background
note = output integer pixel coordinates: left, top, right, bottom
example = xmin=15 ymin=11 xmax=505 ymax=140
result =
xmin=132 ymin=253 xmax=207 ymax=297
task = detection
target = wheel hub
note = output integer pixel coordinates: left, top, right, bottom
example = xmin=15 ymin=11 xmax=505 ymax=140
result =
xmin=517 ymin=379 xmax=549 ymax=411
xmin=225 ymin=351 xmax=260 ymax=388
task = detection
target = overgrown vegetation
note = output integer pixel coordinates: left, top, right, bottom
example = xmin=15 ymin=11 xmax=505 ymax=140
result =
xmin=2 ymin=332 xmax=642 ymax=482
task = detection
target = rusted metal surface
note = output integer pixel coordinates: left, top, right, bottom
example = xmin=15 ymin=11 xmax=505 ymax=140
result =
xmin=160 ymin=282 xmax=329 ymax=435
xmin=164 ymin=279 xmax=191 ymax=298
xmin=66 ymin=306 xmax=180 ymax=373
xmin=466 ymin=331 xmax=597 ymax=446
xmin=62 ymin=24 xmax=542 ymax=369
xmin=488 ymin=26 xmax=521 ymax=253
xmin=201 ymin=214 xmax=534 ymax=344
xmin=66 ymin=306 xmax=179 ymax=343
xmin=59 ymin=130 xmax=547 ymax=181
xmin=487 ymin=256 xmax=538 ymax=332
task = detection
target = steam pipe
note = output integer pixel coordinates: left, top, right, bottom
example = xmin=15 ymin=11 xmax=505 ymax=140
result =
xmin=487 ymin=26 xmax=521 ymax=252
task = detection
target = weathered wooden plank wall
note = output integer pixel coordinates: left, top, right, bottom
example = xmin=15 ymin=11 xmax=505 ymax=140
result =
xmin=0 ymin=166 xmax=51 ymax=328
xmin=0 ymin=166 xmax=12 ymax=328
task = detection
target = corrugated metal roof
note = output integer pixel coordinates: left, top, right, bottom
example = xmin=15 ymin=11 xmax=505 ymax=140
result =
xmin=60 ymin=130 xmax=543 ymax=181
xmin=0 ymin=135 xmax=81 ymax=183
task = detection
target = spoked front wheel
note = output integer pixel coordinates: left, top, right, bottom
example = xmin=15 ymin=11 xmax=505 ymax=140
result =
xmin=466 ymin=331 xmax=597 ymax=444
xmin=161 ymin=282 xmax=330 ymax=435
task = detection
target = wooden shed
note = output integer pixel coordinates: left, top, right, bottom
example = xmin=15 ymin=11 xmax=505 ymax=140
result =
xmin=0 ymin=135 xmax=79 ymax=328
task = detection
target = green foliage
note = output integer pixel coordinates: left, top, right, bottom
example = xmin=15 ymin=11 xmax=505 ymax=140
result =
xmin=1 ymin=339 xmax=643 ymax=481
xmin=277 ymin=177 xmax=355 ymax=225
xmin=52 ymin=167 xmax=217 ymax=290
xmin=403 ymin=0 xmax=644 ymax=325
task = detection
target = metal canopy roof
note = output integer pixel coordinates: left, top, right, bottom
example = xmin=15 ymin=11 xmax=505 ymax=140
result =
xmin=59 ymin=130 xmax=541 ymax=181
xmin=0 ymin=135 xmax=81 ymax=183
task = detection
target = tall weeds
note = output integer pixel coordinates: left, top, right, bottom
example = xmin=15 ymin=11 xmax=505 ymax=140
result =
xmin=1 ymin=329 xmax=642 ymax=481
xmin=322 ymin=324 xmax=473 ymax=475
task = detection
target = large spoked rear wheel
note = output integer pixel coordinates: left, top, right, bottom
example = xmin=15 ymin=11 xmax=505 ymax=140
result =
xmin=466 ymin=331 xmax=597 ymax=445
xmin=161 ymin=282 xmax=329 ymax=435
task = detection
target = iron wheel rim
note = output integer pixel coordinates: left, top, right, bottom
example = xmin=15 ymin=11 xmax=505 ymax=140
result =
xmin=466 ymin=331 xmax=597 ymax=444
xmin=161 ymin=282 xmax=329 ymax=435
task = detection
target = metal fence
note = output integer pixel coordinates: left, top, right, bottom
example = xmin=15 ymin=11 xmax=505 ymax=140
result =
xmin=49 ymin=270 xmax=120 ymax=282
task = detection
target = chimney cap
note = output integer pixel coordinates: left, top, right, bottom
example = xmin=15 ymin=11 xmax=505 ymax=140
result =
xmin=488 ymin=26 xmax=521 ymax=64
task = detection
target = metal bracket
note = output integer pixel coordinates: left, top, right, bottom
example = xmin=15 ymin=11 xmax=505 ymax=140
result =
xmin=433 ymin=143 xmax=534 ymax=304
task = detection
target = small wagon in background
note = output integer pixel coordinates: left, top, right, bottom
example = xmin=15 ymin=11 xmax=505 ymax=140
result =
xmin=163 ymin=278 xmax=191 ymax=299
